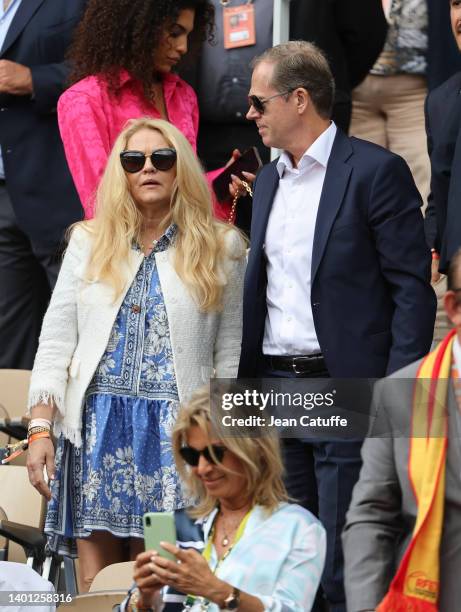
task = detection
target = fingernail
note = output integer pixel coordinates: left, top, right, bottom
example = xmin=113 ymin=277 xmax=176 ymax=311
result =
xmin=231 ymin=174 xmax=238 ymax=180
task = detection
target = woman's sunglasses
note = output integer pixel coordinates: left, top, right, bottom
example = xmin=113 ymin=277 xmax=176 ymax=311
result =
xmin=120 ymin=148 xmax=177 ymax=173
xmin=179 ymin=444 xmax=227 ymax=466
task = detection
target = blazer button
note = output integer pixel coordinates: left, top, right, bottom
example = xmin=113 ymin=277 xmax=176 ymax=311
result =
xmin=131 ymin=304 xmax=141 ymax=314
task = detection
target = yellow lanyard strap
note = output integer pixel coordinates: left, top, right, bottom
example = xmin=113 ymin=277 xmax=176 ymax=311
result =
xmin=203 ymin=508 xmax=252 ymax=567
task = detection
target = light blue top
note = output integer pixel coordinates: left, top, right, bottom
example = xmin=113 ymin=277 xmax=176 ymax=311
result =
xmin=0 ymin=0 xmax=22 ymax=179
xmin=195 ymin=504 xmax=326 ymax=612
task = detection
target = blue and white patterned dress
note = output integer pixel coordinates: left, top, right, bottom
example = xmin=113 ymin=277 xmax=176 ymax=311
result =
xmin=46 ymin=226 xmax=190 ymax=556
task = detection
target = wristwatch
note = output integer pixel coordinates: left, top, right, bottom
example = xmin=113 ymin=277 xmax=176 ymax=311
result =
xmin=129 ymin=588 xmax=154 ymax=612
xmin=223 ymin=587 xmax=241 ymax=610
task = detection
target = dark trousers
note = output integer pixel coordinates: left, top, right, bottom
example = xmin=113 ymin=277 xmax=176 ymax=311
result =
xmin=261 ymin=363 xmax=363 ymax=612
xmin=0 ymin=183 xmax=62 ymax=369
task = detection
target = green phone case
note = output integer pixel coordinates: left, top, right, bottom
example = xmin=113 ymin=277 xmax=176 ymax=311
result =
xmin=143 ymin=511 xmax=177 ymax=561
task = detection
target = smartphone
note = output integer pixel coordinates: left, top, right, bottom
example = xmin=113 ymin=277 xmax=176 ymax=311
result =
xmin=143 ymin=512 xmax=177 ymax=561
xmin=212 ymin=146 xmax=263 ymax=202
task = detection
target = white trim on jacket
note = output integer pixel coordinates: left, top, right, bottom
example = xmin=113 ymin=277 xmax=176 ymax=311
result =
xmin=28 ymin=225 xmax=245 ymax=446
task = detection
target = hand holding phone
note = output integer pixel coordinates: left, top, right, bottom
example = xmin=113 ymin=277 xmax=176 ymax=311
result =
xmin=143 ymin=512 xmax=177 ymax=562
xmin=212 ymin=147 xmax=262 ymax=202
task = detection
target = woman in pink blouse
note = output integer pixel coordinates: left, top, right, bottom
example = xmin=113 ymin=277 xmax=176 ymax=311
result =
xmin=58 ymin=0 xmax=233 ymax=220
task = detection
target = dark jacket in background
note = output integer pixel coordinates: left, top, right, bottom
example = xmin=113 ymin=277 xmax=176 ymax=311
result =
xmin=427 ymin=0 xmax=461 ymax=90
xmin=0 ymin=0 xmax=84 ymax=246
xmin=290 ymin=0 xmax=388 ymax=132
xmin=424 ymin=72 xmax=461 ymax=273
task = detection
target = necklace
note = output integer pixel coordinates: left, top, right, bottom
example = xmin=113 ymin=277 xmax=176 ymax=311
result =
xmin=217 ymin=507 xmax=250 ymax=547
xmin=140 ymin=237 xmax=159 ymax=252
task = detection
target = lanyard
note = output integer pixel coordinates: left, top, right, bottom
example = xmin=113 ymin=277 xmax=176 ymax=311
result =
xmin=182 ymin=508 xmax=253 ymax=611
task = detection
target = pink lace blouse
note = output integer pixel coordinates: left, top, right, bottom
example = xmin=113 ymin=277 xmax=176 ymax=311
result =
xmin=58 ymin=70 xmax=226 ymax=219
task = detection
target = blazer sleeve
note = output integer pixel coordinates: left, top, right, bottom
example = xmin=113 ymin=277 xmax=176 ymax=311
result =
xmin=424 ymin=93 xmax=438 ymax=250
xmin=213 ymin=229 xmax=246 ymax=378
xmin=57 ymin=88 xmax=112 ymax=218
xmin=30 ymin=62 xmax=71 ymax=115
xmin=368 ymin=154 xmax=436 ymax=374
xmin=342 ymin=384 xmax=404 ymax=611
xmin=27 ymin=227 xmax=86 ymax=416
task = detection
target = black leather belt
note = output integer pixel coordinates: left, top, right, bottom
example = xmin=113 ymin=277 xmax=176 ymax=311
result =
xmin=264 ymin=354 xmax=326 ymax=375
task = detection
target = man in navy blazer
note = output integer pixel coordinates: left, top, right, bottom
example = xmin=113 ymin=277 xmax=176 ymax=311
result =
xmin=238 ymin=42 xmax=436 ymax=612
xmin=0 ymin=0 xmax=85 ymax=369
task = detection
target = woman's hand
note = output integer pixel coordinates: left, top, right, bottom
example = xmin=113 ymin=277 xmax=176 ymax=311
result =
xmin=229 ymin=171 xmax=256 ymax=199
xmin=150 ymin=542 xmax=220 ymax=600
xmin=26 ymin=438 xmax=55 ymax=500
xmin=133 ymin=550 xmax=166 ymax=608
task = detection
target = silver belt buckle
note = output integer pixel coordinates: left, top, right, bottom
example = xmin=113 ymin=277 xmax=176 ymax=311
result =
xmin=292 ymin=357 xmax=305 ymax=375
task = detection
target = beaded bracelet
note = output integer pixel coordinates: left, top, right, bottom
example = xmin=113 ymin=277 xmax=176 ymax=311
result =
xmin=28 ymin=431 xmax=51 ymax=444
xmin=27 ymin=425 xmax=51 ymax=436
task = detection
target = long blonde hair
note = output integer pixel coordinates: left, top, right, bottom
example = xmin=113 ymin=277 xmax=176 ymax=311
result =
xmin=80 ymin=118 xmax=244 ymax=311
xmin=172 ymin=386 xmax=288 ymax=518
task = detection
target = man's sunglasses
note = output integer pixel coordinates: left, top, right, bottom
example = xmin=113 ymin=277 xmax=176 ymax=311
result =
xmin=120 ymin=148 xmax=177 ymax=173
xmin=248 ymin=90 xmax=293 ymax=114
xmin=179 ymin=444 xmax=227 ymax=466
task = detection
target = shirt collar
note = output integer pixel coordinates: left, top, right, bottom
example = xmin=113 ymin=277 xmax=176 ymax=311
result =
xmin=118 ymin=68 xmax=181 ymax=89
xmin=276 ymin=122 xmax=337 ymax=178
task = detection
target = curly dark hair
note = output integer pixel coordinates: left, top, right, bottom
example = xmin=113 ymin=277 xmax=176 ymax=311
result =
xmin=68 ymin=0 xmax=214 ymax=97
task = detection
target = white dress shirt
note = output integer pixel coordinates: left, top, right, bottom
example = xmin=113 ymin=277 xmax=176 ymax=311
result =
xmin=263 ymin=122 xmax=337 ymax=356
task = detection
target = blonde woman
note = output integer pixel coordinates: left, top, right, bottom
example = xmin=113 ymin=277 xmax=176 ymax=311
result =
xmin=126 ymin=386 xmax=326 ymax=612
xmin=26 ymin=118 xmax=246 ymax=591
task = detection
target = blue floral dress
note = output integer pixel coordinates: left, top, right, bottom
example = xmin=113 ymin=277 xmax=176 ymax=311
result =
xmin=46 ymin=226 xmax=190 ymax=556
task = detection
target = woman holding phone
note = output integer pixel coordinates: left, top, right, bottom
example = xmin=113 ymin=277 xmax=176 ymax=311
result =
xmin=26 ymin=118 xmax=245 ymax=591
xmin=58 ymin=0 xmax=241 ymax=221
xmin=126 ymin=386 xmax=326 ymax=612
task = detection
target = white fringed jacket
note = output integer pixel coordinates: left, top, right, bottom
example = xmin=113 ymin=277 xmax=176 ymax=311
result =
xmin=27 ymin=225 xmax=245 ymax=446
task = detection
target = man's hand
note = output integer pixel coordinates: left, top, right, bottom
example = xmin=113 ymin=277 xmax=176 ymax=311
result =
xmin=431 ymin=257 xmax=441 ymax=285
xmin=0 ymin=60 xmax=33 ymax=95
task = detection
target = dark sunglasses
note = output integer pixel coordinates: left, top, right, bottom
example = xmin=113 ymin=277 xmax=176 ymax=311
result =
xmin=248 ymin=90 xmax=293 ymax=114
xmin=120 ymin=148 xmax=177 ymax=173
xmin=179 ymin=444 xmax=227 ymax=467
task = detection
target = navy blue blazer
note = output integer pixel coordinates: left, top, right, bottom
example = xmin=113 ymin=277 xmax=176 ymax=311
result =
xmin=424 ymin=72 xmax=461 ymax=274
xmin=0 ymin=0 xmax=85 ymax=244
xmin=238 ymin=130 xmax=436 ymax=379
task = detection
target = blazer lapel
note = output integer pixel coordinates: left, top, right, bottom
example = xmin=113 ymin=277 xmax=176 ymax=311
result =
xmin=311 ymin=130 xmax=352 ymax=284
xmin=1 ymin=0 xmax=44 ymax=56
xmin=247 ymin=163 xmax=280 ymax=275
